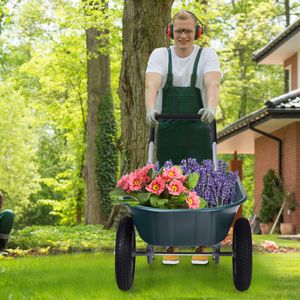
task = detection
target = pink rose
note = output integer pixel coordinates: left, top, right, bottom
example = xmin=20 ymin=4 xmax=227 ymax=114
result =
xmin=186 ymin=191 xmax=200 ymax=209
xmin=146 ymin=176 xmax=165 ymax=195
xmin=166 ymin=179 xmax=184 ymax=196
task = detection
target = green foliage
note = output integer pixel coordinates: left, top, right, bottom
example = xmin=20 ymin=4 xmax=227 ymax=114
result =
xmin=285 ymin=191 xmax=298 ymax=211
xmin=95 ymin=90 xmax=118 ymax=219
xmin=9 ymin=224 xmax=115 ymax=251
xmin=260 ymin=169 xmax=284 ymax=223
xmin=0 ymin=82 xmax=40 ymax=211
xmin=9 ymin=224 xmax=146 ymax=251
xmin=186 ymin=172 xmax=199 ymax=189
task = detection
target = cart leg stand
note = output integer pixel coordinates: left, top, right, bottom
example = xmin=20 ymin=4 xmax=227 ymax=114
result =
xmin=146 ymin=245 xmax=155 ymax=264
xmin=232 ymin=217 xmax=252 ymax=291
xmin=213 ymin=243 xmax=221 ymax=264
xmin=115 ymin=216 xmax=136 ymax=291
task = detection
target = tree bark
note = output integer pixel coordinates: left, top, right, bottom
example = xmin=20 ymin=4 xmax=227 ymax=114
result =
xmin=84 ymin=1 xmax=110 ymax=224
xmin=285 ymin=0 xmax=290 ymax=27
xmin=238 ymin=48 xmax=248 ymax=118
xmin=118 ymin=0 xmax=174 ymax=174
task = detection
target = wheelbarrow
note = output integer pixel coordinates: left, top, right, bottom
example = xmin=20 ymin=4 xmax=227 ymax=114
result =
xmin=115 ymin=114 xmax=252 ymax=292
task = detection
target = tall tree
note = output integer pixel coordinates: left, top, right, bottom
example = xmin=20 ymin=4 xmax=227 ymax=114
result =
xmin=118 ymin=0 xmax=174 ymax=173
xmin=84 ymin=0 xmax=113 ymax=224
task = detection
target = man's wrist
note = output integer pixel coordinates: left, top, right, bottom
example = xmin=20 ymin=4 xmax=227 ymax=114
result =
xmin=207 ymin=106 xmax=216 ymax=115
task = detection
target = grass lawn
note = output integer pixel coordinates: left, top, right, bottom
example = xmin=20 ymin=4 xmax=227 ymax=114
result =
xmin=0 ymin=251 xmax=299 ymax=300
xmin=252 ymin=234 xmax=300 ymax=249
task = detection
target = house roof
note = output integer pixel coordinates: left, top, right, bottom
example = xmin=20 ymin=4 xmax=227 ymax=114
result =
xmin=252 ymin=18 xmax=300 ymax=64
xmin=217 ymin=89 xmax=300 ymax=154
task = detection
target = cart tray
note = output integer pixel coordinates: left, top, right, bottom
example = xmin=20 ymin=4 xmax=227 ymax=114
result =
xmin=126 ymin=178 xmax=246 ymax=246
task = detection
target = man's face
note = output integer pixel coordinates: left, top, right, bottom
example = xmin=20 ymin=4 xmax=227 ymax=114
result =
xmin=173 ymin=17 xmax=196 ymax=51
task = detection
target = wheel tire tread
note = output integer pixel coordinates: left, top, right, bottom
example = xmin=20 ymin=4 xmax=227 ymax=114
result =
xmin=115 ymin=216 xmax=135 ymax=291
xmin=233 ymin=218 xmax=252 ymax=291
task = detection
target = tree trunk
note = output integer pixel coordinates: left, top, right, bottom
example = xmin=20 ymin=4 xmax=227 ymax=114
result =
xmin=118 ymin=0 xmax=174 ymax=174
xmin=84 ymin=1 xmax=110 ymax=224
xmin=285 ymin=0 xmax=290 ymax=27
xmin=238 ymin=48 xmax=248 ymax=118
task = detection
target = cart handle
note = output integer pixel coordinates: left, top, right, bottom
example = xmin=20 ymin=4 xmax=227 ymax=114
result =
xmin=151 ymin=114 xmax=217 ymax=143
xmin=148 ymin=114 xmax=218 ymax=170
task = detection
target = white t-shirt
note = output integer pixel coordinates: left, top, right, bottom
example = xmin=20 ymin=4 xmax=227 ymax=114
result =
xmin=146 ymin=45 xmax=221 ymax=112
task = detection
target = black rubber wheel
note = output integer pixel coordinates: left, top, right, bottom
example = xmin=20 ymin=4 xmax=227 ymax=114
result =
xmin=115 ymin=216 xmax=136 ymax=291
xmin=146 ymin=245 xmax=154 ymax=264
xmin=232 ymin=218 xmax=252 ymax=291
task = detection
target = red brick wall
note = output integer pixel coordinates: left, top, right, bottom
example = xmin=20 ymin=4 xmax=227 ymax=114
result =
xmin=254 ymin=122 xmax=300 ymax=232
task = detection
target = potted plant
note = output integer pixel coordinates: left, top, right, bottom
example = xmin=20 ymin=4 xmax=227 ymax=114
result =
xmin=280 ymin=192 xmax=298 ymax=235
xmin=259 ymin=169 xmax=284 ymax=234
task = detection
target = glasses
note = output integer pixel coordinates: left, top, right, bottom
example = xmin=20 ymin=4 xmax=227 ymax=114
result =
xmin=174 ymin=28 xmax=194 ymax=35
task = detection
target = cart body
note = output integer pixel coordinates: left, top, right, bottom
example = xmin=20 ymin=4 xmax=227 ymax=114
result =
xmin=126 ymin=177 xmax=246 ymax=247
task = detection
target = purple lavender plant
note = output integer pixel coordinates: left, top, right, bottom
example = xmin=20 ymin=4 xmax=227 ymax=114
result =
xmin=191 ymin=159 xmax=238 ymax=207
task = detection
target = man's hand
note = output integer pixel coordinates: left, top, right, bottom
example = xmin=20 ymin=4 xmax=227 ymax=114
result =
xmin=198 ymin=107 xmax=216 ymax=124
xmin=146 ymin=108 xmax=159 ymax=127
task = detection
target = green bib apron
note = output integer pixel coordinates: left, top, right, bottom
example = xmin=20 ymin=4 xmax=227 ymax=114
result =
xmin=157 ymin=48 xmax=212 ymax=165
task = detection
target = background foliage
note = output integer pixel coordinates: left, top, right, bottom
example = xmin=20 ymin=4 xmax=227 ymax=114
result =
xmin=0 ymin=0 xmax=299 ymax=227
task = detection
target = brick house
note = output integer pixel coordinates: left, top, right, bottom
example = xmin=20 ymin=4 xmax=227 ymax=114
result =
xmin=217 ymin=18 xmax=300 ymax=232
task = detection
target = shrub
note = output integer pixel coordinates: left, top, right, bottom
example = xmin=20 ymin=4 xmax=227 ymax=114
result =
xmin=260 ymin=169 xmax=284 ymax=223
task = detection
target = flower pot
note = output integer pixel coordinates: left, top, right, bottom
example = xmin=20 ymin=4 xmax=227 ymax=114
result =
xmin=280 ymin=223 xmax=295 ymax=235
xmin=260 ymin=223 xmax=273 ymax=234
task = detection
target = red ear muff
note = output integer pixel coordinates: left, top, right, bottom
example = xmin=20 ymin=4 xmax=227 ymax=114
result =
xmin=166 ymin=24 xmax=174 ymax=39
xmin=195 ymin=25 xmax=203 ymax=40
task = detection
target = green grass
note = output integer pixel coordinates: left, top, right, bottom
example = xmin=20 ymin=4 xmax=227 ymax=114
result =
xmin=0 ymin=252 xmax=299 ymax=299
xmin=252 ymin=234 xmax=300 ymax=249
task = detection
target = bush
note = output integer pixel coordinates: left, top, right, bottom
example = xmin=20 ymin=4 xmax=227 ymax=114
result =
xmin=9 ymin=225 xmax=146 ymax=252
xmin=260 ymin=169 xmax=284 ymax=223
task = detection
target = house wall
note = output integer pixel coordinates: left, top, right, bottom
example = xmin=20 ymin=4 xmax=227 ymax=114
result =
xmin=284 ymin=53 xmax=298 ymax=91
xmin=254 ymin=122 xmax=300 ymax=232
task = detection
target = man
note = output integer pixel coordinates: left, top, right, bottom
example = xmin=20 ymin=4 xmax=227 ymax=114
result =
xmin=145 ymin=10 xmax=221 ymax=265
xmin=0 ymin=191 xmax=15 ymax=252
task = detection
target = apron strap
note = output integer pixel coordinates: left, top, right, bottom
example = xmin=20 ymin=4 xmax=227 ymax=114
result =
xmin=167 ymin=48 xmax=173 ymax=85
xmin=191 ymin=48 xmax=202 ymax=87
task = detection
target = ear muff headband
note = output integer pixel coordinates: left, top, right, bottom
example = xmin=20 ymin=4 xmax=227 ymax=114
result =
xmin=167 ymin=10 xmax=203 ymax=40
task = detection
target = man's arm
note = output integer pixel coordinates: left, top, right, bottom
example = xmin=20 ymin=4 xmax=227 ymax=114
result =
xmin=198 ymin=71 xmax=221 ymax=123
xmin=145 ymin=72 xmax=163 ymax=126
xmin=204 ymin=71 xmax=220 ymax=111
xmin=145 ymin=72 xmax=163 ymax=111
